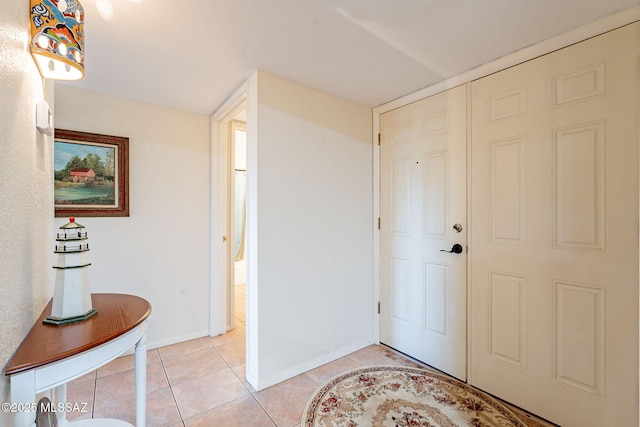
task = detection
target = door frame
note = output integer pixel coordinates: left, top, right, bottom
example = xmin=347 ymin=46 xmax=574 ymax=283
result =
xmin=372 ymin=5 xmax=639 ymax=347
xmin=210 ymin=83 xmax=247 ymax=336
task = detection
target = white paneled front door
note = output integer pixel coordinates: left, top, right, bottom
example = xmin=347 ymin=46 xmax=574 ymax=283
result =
xmin=469 ymin=23 xmax=639 ymax=426
xmin=380 ymin=85 xmax=467 ymax=380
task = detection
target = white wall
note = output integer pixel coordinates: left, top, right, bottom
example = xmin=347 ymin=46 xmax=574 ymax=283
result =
xmin=246 ymin=71 xmax=373 ymax=390
xmin=0 ymin=0 xmax=55 ymax=423
xmin=54 ymin=86 xmax=211 ymax=348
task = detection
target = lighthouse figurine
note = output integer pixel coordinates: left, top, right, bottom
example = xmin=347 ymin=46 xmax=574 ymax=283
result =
xmin=44 ymin=217 xmax=98 ymax=325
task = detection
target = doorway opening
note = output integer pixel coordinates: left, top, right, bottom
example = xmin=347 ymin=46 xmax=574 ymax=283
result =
xmin=230 ymin=120 xmax=247 ymax=328
xmin=209 ymin=85 xmax=247 ymax=337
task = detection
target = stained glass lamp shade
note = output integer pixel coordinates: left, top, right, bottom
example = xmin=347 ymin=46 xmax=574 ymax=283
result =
xmin=30 ymin=0 xmax=84 ymax=80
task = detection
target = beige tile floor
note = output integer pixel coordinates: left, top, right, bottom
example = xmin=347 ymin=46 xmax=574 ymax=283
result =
xmin=65 ymin=284 xmax=556 ymax=427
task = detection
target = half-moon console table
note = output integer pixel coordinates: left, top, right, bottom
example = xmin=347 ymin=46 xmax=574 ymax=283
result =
xmin=5 ymin=294 xmax=152 ymax=427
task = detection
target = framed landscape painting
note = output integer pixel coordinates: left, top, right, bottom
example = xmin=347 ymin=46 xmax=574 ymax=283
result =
xmin=54 ymin=129 xmax=129 ymax=217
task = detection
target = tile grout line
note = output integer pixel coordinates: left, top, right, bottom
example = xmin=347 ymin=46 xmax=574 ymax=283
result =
xmin=250 ymin=392 xmax=282 ymax=427
xmin=226 ymin=303 xmax=288 ymax=427
xmin=159 ymin=351 xmax=186 ymax=427
xmin=167 ymin=338 xmax=248 ymax=426
xmin=91 ymin=372 xmax=97 ymax=420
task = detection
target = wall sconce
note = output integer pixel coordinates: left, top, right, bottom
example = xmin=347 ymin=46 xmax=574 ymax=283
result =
xmin=30 ymin=0 xmax=85 ymax=80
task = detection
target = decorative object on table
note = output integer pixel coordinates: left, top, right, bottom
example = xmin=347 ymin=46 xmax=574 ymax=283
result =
xmin=44 ymin=217 xmax=97 ymax=325
xmin=29 ymin=0 xmax=85 ymax=81
xmin=54 ymin=129 xmax=129 ymax=217
xmin=302 ymin=365 xmax=528 ymax=427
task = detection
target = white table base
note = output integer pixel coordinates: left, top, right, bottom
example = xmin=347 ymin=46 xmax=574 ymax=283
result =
xmin=10 ymin=324 xmax=147 ymax=427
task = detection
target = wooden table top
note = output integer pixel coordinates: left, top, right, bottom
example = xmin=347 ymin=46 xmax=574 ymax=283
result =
xmin=5 ymin=293 xmax=151 ymax=376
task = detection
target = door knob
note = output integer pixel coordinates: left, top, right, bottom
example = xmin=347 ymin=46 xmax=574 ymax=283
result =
xmin=440 ymin=244 xmax=463 ymax=254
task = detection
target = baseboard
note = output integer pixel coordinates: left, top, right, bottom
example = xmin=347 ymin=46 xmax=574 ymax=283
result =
xmin=249 ymin=337 xmax=375 ymax=391
xmin=146 ymin=329 xmax=211 ymax=351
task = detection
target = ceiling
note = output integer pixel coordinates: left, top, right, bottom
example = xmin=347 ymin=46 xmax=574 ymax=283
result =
xmin=60 ymin=0 xmax=639 ymax=115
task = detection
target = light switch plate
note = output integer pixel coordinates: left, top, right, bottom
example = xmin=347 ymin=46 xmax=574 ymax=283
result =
xmin=36 ymin=100 xmax=53 ymax=136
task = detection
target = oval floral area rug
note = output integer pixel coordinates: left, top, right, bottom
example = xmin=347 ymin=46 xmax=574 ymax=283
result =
xmin=302 ymin=366 xmax=528 ymax=427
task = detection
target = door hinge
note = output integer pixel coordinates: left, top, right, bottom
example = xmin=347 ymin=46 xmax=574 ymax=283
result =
xmin=377 ymin=217 xmax=381 ymax=230
xmin=378 ymin=133 xmax=381 ymax=146
xmin=377 ymin=301 xmax=381 ymax=314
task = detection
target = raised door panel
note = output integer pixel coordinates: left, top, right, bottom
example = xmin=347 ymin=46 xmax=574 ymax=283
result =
xmin=470 ymin=23 xmax=639 ymax=427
